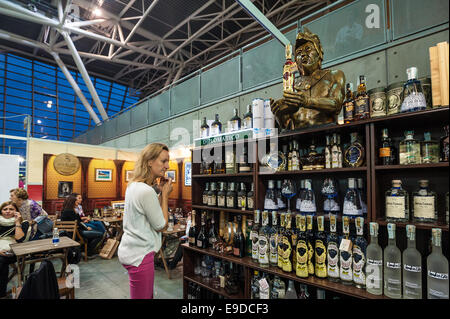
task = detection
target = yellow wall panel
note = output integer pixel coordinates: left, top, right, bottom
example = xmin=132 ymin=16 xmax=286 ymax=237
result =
xmin=87 ymin=159 xmax=117 ymax=198
xmin=46 ymin=155 xmax=82 ymax=200
xmin=121 ymin=161 xmax=135 ymax=198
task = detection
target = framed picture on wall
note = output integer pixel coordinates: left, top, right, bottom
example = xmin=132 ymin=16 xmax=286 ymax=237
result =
xmin=95 ymin=169 xmax=112 ymax=181
xmin=58 ymin=181 xmax=73 ymax=198
xmin=125 ymin=170 xmax=133 ymax=182
xmin=165 ymin=170 xmax=176 ymax=182
xmin=184 ymin=162 xmax=191 ymax=186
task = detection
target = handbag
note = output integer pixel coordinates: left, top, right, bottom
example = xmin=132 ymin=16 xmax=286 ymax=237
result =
xmin=36 ymin=216 xmax=54 ymax=235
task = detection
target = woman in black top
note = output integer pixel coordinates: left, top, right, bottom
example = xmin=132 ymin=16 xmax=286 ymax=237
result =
xmin=0 ymin=201 xmax=30 ymax=297
xmin=61 ymin=195 xmax=104 ymax=258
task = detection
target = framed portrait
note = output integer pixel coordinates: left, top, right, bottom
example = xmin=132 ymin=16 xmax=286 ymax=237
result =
xmin=58 ymin=181 xmax=73 ymax=198
xmin=125 ymin=170 xmax=133 ymax=182
xmin=95 ymin=169 xmax=112 ymax=181
xmin=184 ymin=161 xmax=192 ymax=186
xmin=111 ymin=201 xmax=125 ymax=210
xmin=165 ymin=170 xmax=176 ymax=182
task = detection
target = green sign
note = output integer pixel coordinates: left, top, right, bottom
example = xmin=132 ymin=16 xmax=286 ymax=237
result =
xmin=194 ymin=129 xmax=254 ymax=147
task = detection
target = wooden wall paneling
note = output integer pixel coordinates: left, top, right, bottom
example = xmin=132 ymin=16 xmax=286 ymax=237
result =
xmin=78 ymin=157 xmax=92 ymax=213
xmin=114 ymin=160 xmax=125 ymax=200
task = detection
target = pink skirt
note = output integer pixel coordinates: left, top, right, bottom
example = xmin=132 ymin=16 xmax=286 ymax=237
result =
xmin=123 ymin=251 xmax=155 ymax=299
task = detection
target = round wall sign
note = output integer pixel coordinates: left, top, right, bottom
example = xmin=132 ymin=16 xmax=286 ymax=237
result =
xmin=53 ymin=153 xmax=80 ymax=176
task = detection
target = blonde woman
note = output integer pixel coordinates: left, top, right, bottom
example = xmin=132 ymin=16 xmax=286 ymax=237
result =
xmin=118 ymin=143 xmax=173 ymax=299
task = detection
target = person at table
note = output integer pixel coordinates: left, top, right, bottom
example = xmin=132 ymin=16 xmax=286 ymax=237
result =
xmin=0 ymin=201 xmax=31 ymax=298
xmin=72 ymin=193 xmax=106 ymax=234
xmin=118 ymin=142 xmax=173 ymax=299
xmin=60 ymin=196 xmax=104 ymax=258
xmin=9 ymin=188 xmax=47 ymax=240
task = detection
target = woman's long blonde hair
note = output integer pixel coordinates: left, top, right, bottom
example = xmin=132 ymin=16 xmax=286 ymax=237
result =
xmin=131 ymin=142 xmax=169 ymax=185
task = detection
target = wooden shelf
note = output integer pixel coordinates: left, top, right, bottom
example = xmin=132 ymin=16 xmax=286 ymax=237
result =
xmin=192 ymin=172 xmax=254 ymax=178
xmin=191 ymin=205 xmax=254 ymax=215
xmin=184 ymin=274 xmax=245 ymax=299
xmin=259 ymin=167 xmax=367 ymax=175
xmin=376 ymin=219 xmax=449 ymax=231
xmin=375 ymin=162 xmax=449 ymax=170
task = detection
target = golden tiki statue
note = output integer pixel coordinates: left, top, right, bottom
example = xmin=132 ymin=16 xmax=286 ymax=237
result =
xmin=271 ymin=27 xmax=346 ymax=130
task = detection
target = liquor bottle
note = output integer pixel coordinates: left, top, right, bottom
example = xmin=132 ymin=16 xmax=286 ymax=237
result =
xmin=306 ymin=215 xmax=315 ymax=276
xmin=233 ymin=215 xmax=245 ymax=257
xmin=251 ymin=210 xmax=261 ymax=262
xmin=427 ymin=228 xmax=449 ymax=299
xmin=291 ymin=140 xmax=300 ymax=171
xmin=337 ymin=134 xmax=343 ymax=168
xmin=295 ymin=179 xmax=305 ymax=211
xmin=324 ymin=135 xmax=332 ymax=169
xmin=440 ymin=125 xmax=449 ymax=162
xmin=226 ymin=182 xmax=237 ymax=209
xmin=208 ymin=213 xmax=219 ymax=249
xmin=243 ymin=104 xmax=253 ymax=129
xmin=196 ymin=212 xmax=208 ymax=249
xmin=327 ymin=214 xmax=340 ymax=282
xmin=296 ymin=214 xmax=309 ymax=278
xmin=251 ymin=270 xmax=260 ymax=299
xmin=225 ymin=145 xmax=237 ymax=174
xmin=344 ymin=83 xmax=355 ymax=124
xmin=366 ymin=222 xmax=383 ymax=295
xmin=287 ymin=141 xmax=293 ymax=171
xmin=238 ymin=143 xmax=252 ymax=173
xmin=400 ymin=67 xmax=427 ymax=113
xmin=277 ymin=212 xmax=286 ymax=270
xmin=355 ymin=75 xmax=370 ymax=120
xmin=276 ymin=180 xmax=286 ymax=210
xmin=284 ymin=280 xmax=298 ymax=299
xmin=202 ymin=183 xmax=210 ymax=206
xmin=210 ymin=114 xmax=222 ymax=136
xmin=331 ymin=133 xmax=343 ymax=168
xmin=188 ymin=210 xmax=197 ymax=247
xmin=379 ymin=128 xmax=396 ymax=165
xmin=413 ymin=180 xmax=437 ymax=223
xmin=399 ymin=130 xmax=421 ymax=165
xmin=246 ymin=218 xmax=253 ymax=257
xmin=281 ymin=213 xmax=294 ymax=273
xmin=352 ymin=217 xmax=367 ymax=288
xmin=237 ymin=183 xmax=247 ymax=210
xmin=200 ymin=117 xmax=210 ymax=138
xmin=208 ymin=182 xmax=217 ymax=207
xmin=402 ymin=225 xmax=422 ymax=299
xmin=343 ymin=178 xmax=362 ymax=217
xmin=269 ymin=211 xmax=279 ymax=266
xmin=298 ymin=284 xmax=310 ymax=299
xmin=385 ymin=180 xmax=409 ymax=222
xmin=214 ymin=150 xmax=225 ymax=174
xmin=228 ymin=108 xmax=241 ymax=132
xmin=315 ymin=215 xmax=327 ymax=278
xmin=384 ymin=223 xmax=402 ymax=299
xmin=344 ymin=132 xmax=365 ymax=167
xmin=283 ymin=43 xmax=295 ymax=92
xmin=264 ymin=180 xmax=278 ymax=211
xmin=271 ymin=275 xmax=286 ymax=299
xmin=421 ymin=132 xmax=439 ymax=164
xmin=247 ymin=183 xmax=254 ymax=210
xmin=299 ymin=179 xmax=317 ymax=216
xmin=339 ymin=216 xmax=353 ymax=285
xmin=217 ymin=182 xmax=226 ymax=208
xmin=224 ymin=262 xmax=240 ymax=295
xmin=357 ymin=178 xmax=367 ymax=217
xmin=258 ymin=271 xmax=272 ymax=299
xmin=258 ymin=211 xmax=270 ymax=267
xmin=301 ymin=139 xmax=325 ymax=170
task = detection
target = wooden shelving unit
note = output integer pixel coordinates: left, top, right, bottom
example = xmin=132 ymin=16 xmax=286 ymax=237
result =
xmin=183 ymin=107 xmax=449 ymax=300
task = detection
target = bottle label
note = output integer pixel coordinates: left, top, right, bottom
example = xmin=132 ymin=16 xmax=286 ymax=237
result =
xmin=203 ymin=195 xmax=209 ymax=205
xmin=404 ymin=264 xmax=422 ymax=272
xmin=238 ymin=196 xmax=246 ymax=208
xmin=251 ymin=231 xmax=259 ymax=260
xmin=269 ymin=233 xmax=278 ymax=264
xmin=315 ymin=240 xmax=327 ymax=278
xmin=371 ymin=94 xmax=386 ymax=117
xmin=226 ymin=196 xmax=234 ymax=208
xmin=345 ymin=145 xmax=363 ymax=166
xmin=259 ymin=235 xmax=269 ymax=264
xmin=189 ymin=237 xmax=195 ymax=245
xmin=247 ymin=198 xmax=254 ymax=209
xmin=344 ymin=101 xmax=355 ymax=120
xmin=325 ymin=148 xmax=331 ymax=168
xmin=296 ymin=240 xmax=309 ymax=277
xmin=259 ymin=278 xmax=270 ymax=299
xmin=367 ymin=259 xmax=382 ymax=265
xmin=379 ymin=147 xmax=391 ymax=158
xmin=210 ymin=125 xmax=220 ymax=136
xmin=264 ymin=198 xmax=278 ymax=210
xmin=386 ymin=262 xmax=401 ymax=269
xmin=196 ymin=240 xmax=202 ymax=248
xmin=324 ymin=198 xmax=340 ymax=213
xmin=201 ymin=128 xmax=209 ymax=138
xmin=387 ymin=88 xmax=402 ymax=115
xmin=355 ymin=96 xmax=369 ymax=115
xmin=429 ymin=288 xmax=449 ymax=299
xmin=327 ymin=242 xmax=339 ymax=278
xmin=281 ymin=236 xmax=292 ymax=272
xmin=243 ymin=118 xmax=252 ymax=129
xmin=209 ymin=196 xmax=216 ymax=207
xmin=340 ymin=250 xmax=353 ymax=281
xmin=343 ymin=201 xmax=361 ymax=216
xmin=385 ymin=196 xmax=406 ymax=218
xmin=300 ymin=200 xmax=316 ymax=213
xmin=428 ymin=271 xmax=449 ymax=280
xmin=229 ymin=120 xmax=240 ymax=132
xmin=413 ymin=196 xmax=435 ymax=219
xmin=352 ymin=245 xmax=366 ymax=285
xmin=218 ymin=195 xmax=225 ymax=207
xmin=233 ymin=247 xmax=240 ymax=256
xmin=277 ymin=198 xmax=286 ymax=209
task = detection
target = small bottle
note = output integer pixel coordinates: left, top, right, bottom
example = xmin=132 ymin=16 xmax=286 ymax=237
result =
xmin=237 ymin=183 xmax=247 ymax=210
xmin=210 ymin=114 xmax=222 ymax=136
xmin=343 ymin=83 xmax=355 ymax=124
xmin=352 ymin=217 xmax=367 ymax=288
xmin=251 ymin=210 xmax=261 ymax=262
xmin=196 ymin=212 xmax=207 ymax=249
xmin=276 ymin=180 xmax=286 ymax=210
xmin=200 ymin=117 xmax=209 ymax=138
xmin=355 ymin=76 xmax=370 ymax=120
xmin=385 ymin=180 xmax=409 ymax=222
xmin=228 ymin=108 xmax=241 ymax=132
xmin=413 ymin=180 xmax=437 ymax=223
xmin=208 ymin=214 xmax=219 ymax=249
xmin=284 ymin=280 xmax=298 ymax=299
xmin=271 ymin=275 xmax=286 ymax=299
xmin=366 ymin=222 xmax=383 ymax=295
xmin=403 ymin=225 xmax=422 ymax=299
xmin=400 ymin=67 xmax=427 ymax=113
xmin=291 ymin=140 xmax=300 ymax=171
xmin=427 ymin=228 xmax=449 ymax=299
xmin=283 ymin=43 xmax=295 ymax=92
xmin=295 ymin=214 xmax=309 ymax=278
xmin=331 ymin=133 xmax=343 ymax=168
xmin=440 ymin=125 xmax=449 ymax=162
xmin=325 ymin=135 xmax=332 ymax=169
xmin=343 ymin=178 xmax=363 ymax=217
xmin=399 ymin=130 xmax=421 ymax=165
xmin=243 ymin=104 xmax=253 ymax=129
xmin=384 ymin=223 xmax=402 ymax=299
xmin=379 ymin=128 xmax=396 ymax=165
xmin=344 ymin=132 xmax=365 ymax=167
xmin=326 ymin=214 xmax=340 ymax=282
xmin=421 ymin=132 xmax=439 ymax=164
xmin=52 ymin=228 xmax=60 ymax=246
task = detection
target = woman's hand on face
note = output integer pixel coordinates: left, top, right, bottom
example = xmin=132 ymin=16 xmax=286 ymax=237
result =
xmin=14 ymin=212 xmax=22 ymax=223
xmin=161 ymin=178 xmax=173 ymax=196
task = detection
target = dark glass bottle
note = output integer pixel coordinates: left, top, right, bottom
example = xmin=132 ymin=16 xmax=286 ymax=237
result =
xmin=247 ymin=183 xmax=254 ymax=210
xmin=243 ymin=104 xmax=253 ymax=129
xmin=379 ymin=128 xmax=396 ymax=165
xmin=269 ymin=211 xmax=279 ymax=266
xmin=238 ymin=143 xmax=252 ymax=173
xmin=208 ymin=182 xmax=217 ymax=207
xmin=306 ymin=215 xmax=315 ymax=276
xmin=237 ymin=182 xmax=247 ymax=210
xmin=228 ymin=108 xmax=241 ymax=132
xmin=251 ymin=210 xmax=261 ymax=262
xmin=202 ymin=183 xmax=210 ymax=206
xmin=355 ymin=76 xmax=370 ymax=120
xmin=196 ymin=212 xmax=207 ymax=249
xmin=210 ymin=113 xmax=222 ymax=136
xmin=200 ymin=117 xmax=209 ymax=138
xmin=277 ymin=212 xmax=286 ymax=270
xmin=224 ymin=262 xmax=240 ymax=295
xmin=315 ymin=215 xmax=327 ymax=278
xmin=217 ymin=182 xmax=226 ymax=208
xmin=344 ymin=83 xmax=355 ymax=124
xmin=233 ymin=215 xmax=245 ymax=257
xmin=226 ymin=182 xmax=237 ymax=209
xmin=440 ymin=125 xmax=449 ymax=162
xmin=188 ymin=210 xmax=197 ymax=247
xmin=344 ymin=132 xmax=365 ymax=167
xmin=214 ymin=148 xmax=225 ymax=174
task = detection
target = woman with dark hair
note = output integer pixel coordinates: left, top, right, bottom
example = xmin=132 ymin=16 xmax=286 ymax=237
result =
xmin=60 ymin=195 xmax=103 ymax=258
xmin=72 ymin=193 xmax=106 ymax=234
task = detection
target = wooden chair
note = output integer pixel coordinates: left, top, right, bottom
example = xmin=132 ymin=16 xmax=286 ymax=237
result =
xmin=53 ymin=221 xmax=88 ymax=262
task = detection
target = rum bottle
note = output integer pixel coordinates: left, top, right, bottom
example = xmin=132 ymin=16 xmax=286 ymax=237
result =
xmin=402 ymin=225 xmax=422 ymax=299
xmin=384 ymin=223 xmax=402 ymax=299
xmin=355 ymin=76 xmax=370 ymax=120
xmin=379 ymin=128 xmax=396 ymax=165
xmin=352 ymin=217 xmax=367 ymax=288
xmin=269 ymin=211 xmax=279 ymax=266
xmin=315 ymin=215 xmax=327 ymax=278
xmin=344 ymin=83 xmax=355 ymax=123
xmin=427 ymin=228 xmax=449 ymax=299
xmin=327 ymin=214 xmax=340 ymax=282
xmin=344 ymin=132 xmax=365 ymax=167
xmin=200 ymin=117 xmax=209 ymax=138
xmin=366 ymin=222 xmax=383 ymax=295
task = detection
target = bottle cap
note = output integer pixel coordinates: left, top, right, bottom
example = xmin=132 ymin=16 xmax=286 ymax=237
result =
xmin=423 ymin=132 xmax=432 ymax=141
xmin=348 ymin=178 xmax=356 ymax=188
xmin=387 ymin=223 xmax=396 ymax=239
xmin=406 ymin=67 xmax=418 ymax=80
xmin=432 ymin=228 xmax=442 ymax=247
xmin=419 ymin=180 xmax=429 ymax=187
xmin=329 ymin=214 xmax=337 ymax=232
xmin=356 ymin=217 xmax=364 ymax=235
xmin=406 ymin=225 xmax=416 ymax=240
xmin=392 ymin=179 xmax=402 ymax=186
xmin=369 ymin=222 xmax=378 ymax=236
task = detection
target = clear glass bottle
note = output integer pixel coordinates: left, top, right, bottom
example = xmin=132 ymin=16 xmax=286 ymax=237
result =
xmin=258 ymin=211 xmax=270 ymax=267
xmin=357 ymin=178 xmax=367 ymax=217
xmin=276 ymin=180 xmax=286 ymax=210
xmin=421 ymin=132 xmax=440 ymax=164
xmin=299 ymin=179 xmax=316 ymax=216
xmin=217 ymin=182 xmax=226 ymax=208
xmin=343 ymin=178 xmax=363 ymax=217
xmin=344 ymin=132 xmax=365 ymax=167
xmin=208 ymin=182 xmax=217 ymax=207
xmin=291 ymin=140 xmax=301 ymax=171
xmin=384 ymin=223 xmax=402 ymax=299
xmin=379 ymin=128 xmax=396 ymax=165
xmin=200 ymin=117 xmax=210 ymax=138
xmin=228 ymin=108 xmax=241 ymax=132
xmin=247 ymin=183 xmax=254 ymax=210
xmin=264 ymin=180 xmax=278 ymax=211
xmin=344 ymin=83 xmax=355 ymax=124
xmin=243 ymin=104 xmax=253 ymax=129
xmin=321 ymin=178 xmax=340 ymax=217
xmin=237 ymin=182 xmax=247 ymax=210
xmin=196 ymin=212 xmax=208 ymax=249
xmin=402 ymin=225 xmax=422 ymax=299
xmin=325 ymin=135 xmax=332 ymax=168
xmin=258 ymin=272 xmax=272 ymax=300
xmin=331 ymin=133 xmax=343 ymax=168
xmin=355 ymin=76 xmax=370 ymax=120
xmin=315 ymin=215 xmax=327 ymax=278
xmin=296 ymin=179 xmax=305 ymax=211
xmin=413 ymin=180 xmax=437 ymax=223
xmin=352 ymin=217 xmax=367 ymax=288
xmin=339 ymin=216 xmax=353 ymax=285
xmin=210 ymin=113 xmax=222 ymax=136
xmin=251 ymin=210 xmax=261 ymax=262
xmin=296 ymin=214 xmax=309 ymax=278
xmin=385 ymin=179 xmax=409 ymax=222
xmin=427 ymin=228 xmax=449 ymax=299
xmin=226 ymin=182 xmax=237 ymax=209
xmin=440 ymin=125 xmax=449 ymax=162
xmin=284 ymin=280 xmax=298 ymax=299
xmin=202 ymin=183 xmax=210 ymax=206
xmin=208 ymin=214 xmax=219 ymax=249
xmin=400 ymin=67 xmax=427 ymax=113
xmin=269 ymin=211 xmax=279 ymax=266
xmin=271 ymin=275 xmax=286 ymax=299
xmin=366 ymin=222 xmax=383 ymax=295
xmin=399 ymin=130 xmax=421 ymax=165
xmin=327 ymin=214 xmax=340 ymax=282
xmin=225 ymin=145 xmax=237 ymax=174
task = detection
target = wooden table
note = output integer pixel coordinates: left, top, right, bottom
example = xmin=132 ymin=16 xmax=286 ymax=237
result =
xmin=156 ymin=224 xmax=186 ymax=279
xmin=10 ymin=237 xmax=80 ymax=286
xmin=93 ymin=217 xmax=124 ymax=240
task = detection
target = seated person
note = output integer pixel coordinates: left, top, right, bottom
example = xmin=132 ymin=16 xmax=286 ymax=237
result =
xmin=73 ymin=193 xmax=106 ymax=234
xmin=60 ymin=195 xmax=103 ymax=258
xmin=167 ymin=213 xmax=191 ymax=270
xmin=0 ymin=201 xmax=31 ymax=298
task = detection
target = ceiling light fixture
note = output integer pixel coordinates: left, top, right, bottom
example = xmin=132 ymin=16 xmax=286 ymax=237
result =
xmin=93 ymin=7 xmax=102 ymax=17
